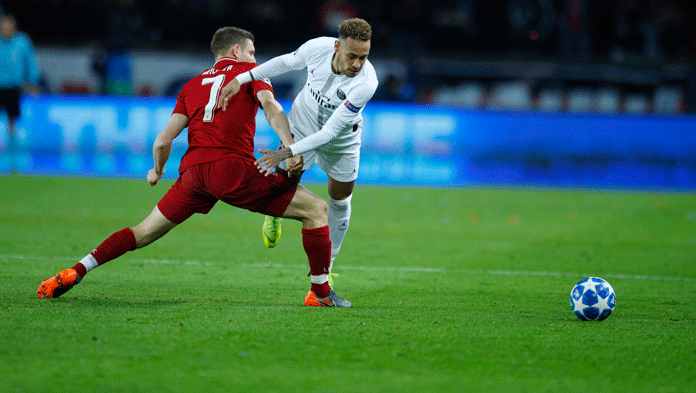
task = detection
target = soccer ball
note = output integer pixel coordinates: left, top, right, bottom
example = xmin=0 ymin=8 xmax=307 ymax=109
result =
xmin=569 ymin=277 xmax=616 ymax=321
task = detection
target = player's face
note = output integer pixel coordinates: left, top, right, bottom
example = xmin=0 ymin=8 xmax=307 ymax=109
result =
xmin=235 ymin=39 xmax=256 ymax=63
xmin=333 ymin=38 xmax=370 ymax=78
xmin=0 ymin=18 xmax=16 ymax=41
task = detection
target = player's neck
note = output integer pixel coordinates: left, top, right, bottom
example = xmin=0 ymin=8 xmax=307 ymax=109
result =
xmin=215 ymin=56 xmax=239 ymax=63
xmin=331 ymin=53 xmax=340 ymax=75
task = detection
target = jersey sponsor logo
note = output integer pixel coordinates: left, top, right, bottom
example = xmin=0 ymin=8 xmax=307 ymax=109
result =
xmin=336 ymin=88 xmax=346 ymax=100
xmin=344 ymin=100 xmax=361 ymax=113
xmin=310 ymin=88 xmax=337 ymax=109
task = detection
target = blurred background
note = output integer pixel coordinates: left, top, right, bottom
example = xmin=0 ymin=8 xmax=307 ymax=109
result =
xmin=1 ymin=0 xmax=696 ymax=188
xmin=6 ymin=0 xmax=696 ymax=111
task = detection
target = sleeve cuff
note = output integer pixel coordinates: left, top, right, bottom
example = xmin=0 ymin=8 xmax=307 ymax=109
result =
xmin=235 ymin=72 xmax=253 ymax=85
xmin=289 ymin=145 xmax=299 ymax=157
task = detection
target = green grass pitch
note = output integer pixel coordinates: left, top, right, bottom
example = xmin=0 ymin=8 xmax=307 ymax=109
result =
xmin=1 ymin=175 xmax=695 ymax=392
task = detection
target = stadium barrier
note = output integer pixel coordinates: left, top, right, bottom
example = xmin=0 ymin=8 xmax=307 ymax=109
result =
xmin=1 ymin=96 xmax=695 ymax=189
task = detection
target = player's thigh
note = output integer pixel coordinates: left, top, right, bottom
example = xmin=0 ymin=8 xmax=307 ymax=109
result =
xmin=282 ymin=185 xmax=327 ymax=222
xmin=131 ymin=205 xmax=178 ymax=247
xmin=208 ymin=158 xmax=297 ymax=217
xmin=317 ymin=148 xmax=359 ymax=183
xmin=157 ymin=167 xmax=218 ymax=224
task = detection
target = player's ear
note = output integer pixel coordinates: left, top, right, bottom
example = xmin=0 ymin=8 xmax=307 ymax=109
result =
xmin=334 ymin=40 xmax=340 ymax=53
xmin=231 ymin=44 xmax=240 ymax=59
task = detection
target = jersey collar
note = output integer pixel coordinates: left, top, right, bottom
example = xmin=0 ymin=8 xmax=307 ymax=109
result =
xmin=214 ymin=57 xmax=240 ymax=67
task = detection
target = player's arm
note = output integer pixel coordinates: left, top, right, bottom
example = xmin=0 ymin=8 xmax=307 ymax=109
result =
xmin=256 ymin=85 xmax=376 ymax=174
xmin=290 ymin=84 xmax=376 ymax=156
xmin=21 ymin=34 xmax=41 ymax=93
xmin=218 ymin=41 xmax=312 ymax=110
xmin=255 ymin=90 xmax=303 ymax=176
xmin=255 ymin=102 xmax=366 ymax=175
xmin=148 ymin=113 xmax=189 ymax=186
xmin=257 ymin=90 xmax=294 ymax=148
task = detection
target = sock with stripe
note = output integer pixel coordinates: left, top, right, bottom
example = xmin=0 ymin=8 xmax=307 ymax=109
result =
xmin=302 ymin=225 xmax=331 ymax=298
xmin=72 ymin=228 xmax=137 ymax=279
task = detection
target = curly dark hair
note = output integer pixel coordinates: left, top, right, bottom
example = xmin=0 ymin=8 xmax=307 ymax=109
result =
xmin=338 ymin=18 xmax=371 ymax=41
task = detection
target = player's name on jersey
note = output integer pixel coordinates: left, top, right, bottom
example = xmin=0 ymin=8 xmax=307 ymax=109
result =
xmin=202 ymin=65 xmax=235 ymax=75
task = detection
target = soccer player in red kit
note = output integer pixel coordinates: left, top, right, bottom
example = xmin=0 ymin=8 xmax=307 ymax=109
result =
xmin=37 ymin=27 xmax=352 ymax=307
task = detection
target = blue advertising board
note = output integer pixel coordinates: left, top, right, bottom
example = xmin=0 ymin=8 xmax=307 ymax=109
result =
xmin=1 ymin=96 xmax=695 ymax=189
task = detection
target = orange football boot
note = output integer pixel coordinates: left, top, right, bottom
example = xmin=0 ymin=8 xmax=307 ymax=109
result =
xmin=37 ymin=269 xmax=81 ymax=298
xmin=304 ymin=289 xmax=353 ymax=307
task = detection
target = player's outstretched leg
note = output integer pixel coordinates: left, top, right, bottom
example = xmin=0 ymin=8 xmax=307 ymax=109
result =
xmin=37 ymin=206 xmax=177 ymax=298
xmin=262 ymin=215 xmax=282 ymax=248
xmin=36 ymin=227 xmax=137 ymax=298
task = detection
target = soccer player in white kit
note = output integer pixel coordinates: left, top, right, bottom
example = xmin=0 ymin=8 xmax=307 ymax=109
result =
xmin=218 ymin=18 xmax=378 ymax=289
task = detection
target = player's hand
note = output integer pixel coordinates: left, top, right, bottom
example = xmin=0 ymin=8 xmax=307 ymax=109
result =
xmin=217 ymin=79 xmax=241 ymax=111
xmin=255 ymin=148 xmax=293 ymax=176
xmin=255 ymin=149 xmax=283 ymax=176
xmin=147 ymin=168 xmax=163 ymax=186
xmin=286 ymin=155 xmax=303 ymax=176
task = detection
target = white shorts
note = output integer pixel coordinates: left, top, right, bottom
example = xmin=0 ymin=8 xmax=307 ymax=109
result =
xmin=279 ymin=123 xmax=361 ymax=182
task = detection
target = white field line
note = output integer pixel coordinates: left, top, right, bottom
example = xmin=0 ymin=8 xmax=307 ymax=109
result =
xmin=3 ymin=253 xmax=695 ymax=282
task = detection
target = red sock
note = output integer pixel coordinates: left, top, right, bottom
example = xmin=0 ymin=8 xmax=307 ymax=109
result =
xmin=90 ymin=228 xmax=137 ymax=265
xmin=302 ymin=226 xmax=331 ymax=298
xmin=71 ymin=262 xmax=87 ymax=279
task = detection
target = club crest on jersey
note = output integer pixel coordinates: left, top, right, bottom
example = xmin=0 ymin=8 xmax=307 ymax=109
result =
xmin=261 ymin=77 xmax=272 ymax=86
xmin=336 ymin=88 xmax=346 ymax=100
xmin=344 ymin=100 xmax=361 ymax=113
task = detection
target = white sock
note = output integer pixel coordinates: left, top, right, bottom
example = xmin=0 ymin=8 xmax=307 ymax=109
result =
xmin=311 ymin=274 xmax=328 ymax=284
xmin=79 ymin=254 xmax=98 ymax=273
xmin=328 ymin=195 xmax=352 ymax=271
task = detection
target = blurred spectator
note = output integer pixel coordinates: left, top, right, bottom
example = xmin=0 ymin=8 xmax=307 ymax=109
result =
xmin=376 ymin=74 xmax=415 ymax=102
xmin=559 ymin=0 xmax=592 ymax=58
xmin=102 ymin=0 xmax=152 ymax=95
xmin=0 ymin=14 xmax=40 ymax=172
xmin=317 ymin=0 xmax=358 ymax=34
xmin=654 ymin=0 xmax=691 ymax=61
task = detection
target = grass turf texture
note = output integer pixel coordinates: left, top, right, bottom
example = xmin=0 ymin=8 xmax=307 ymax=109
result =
xmin=1 ymin=175 xmax=695 ymax=392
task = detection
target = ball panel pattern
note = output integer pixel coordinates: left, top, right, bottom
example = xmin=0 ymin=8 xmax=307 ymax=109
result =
xmin=569 ymin=277 xmax=616 ymax=321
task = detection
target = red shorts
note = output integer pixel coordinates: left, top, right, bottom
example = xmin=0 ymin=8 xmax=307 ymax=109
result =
xmin=157 ymin=157 xmax=297 ymax=224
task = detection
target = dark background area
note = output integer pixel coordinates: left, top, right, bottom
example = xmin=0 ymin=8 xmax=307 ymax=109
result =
xmin=2 ymin=0 xmax=695 ymax=112
xmin=4 ymin=0 xmax=695 ymax=61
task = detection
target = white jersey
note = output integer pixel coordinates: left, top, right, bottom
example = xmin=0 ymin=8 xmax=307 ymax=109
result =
xmin=237 ymin=37 xmax=378 ymax=156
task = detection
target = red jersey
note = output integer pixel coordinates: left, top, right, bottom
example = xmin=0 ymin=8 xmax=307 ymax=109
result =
xmin=173 ymin=58 xmax=273 ymax=174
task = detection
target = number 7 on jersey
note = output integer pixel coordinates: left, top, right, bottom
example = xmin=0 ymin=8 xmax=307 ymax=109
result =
xmin=201 ymin=74 xmax=225 ymax=122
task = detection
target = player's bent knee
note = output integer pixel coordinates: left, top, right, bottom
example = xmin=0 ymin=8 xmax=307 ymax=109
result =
xmin=285 ymin=187 xmax=328 ymax=227
xmin=316 ymin=198 xmax=329 ymax=220
xmin=307 ymin=197 xmax=328 ymax=227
